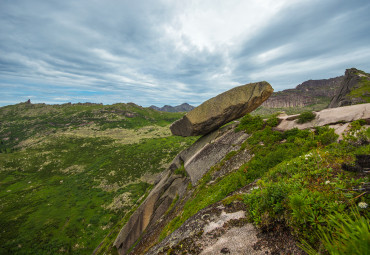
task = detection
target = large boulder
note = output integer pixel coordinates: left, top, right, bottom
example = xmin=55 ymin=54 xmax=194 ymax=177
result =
xmin=170 ymin=81 xmax=273 ymax=136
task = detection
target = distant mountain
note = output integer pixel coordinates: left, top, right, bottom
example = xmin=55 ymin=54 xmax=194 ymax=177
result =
xmin=149 ymin=103 xmax=195 ymax=112
xmin=262 ymin=76 xmax=344 ymax=108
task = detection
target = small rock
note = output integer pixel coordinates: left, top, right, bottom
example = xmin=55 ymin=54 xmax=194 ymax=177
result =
xmin=221 ymin=247 xmax=230 ymax=254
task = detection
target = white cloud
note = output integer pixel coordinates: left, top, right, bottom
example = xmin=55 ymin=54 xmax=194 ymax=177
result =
xmin=166 ymin=0 xmax=291 ymax=51
xmin=0 ymin=0 xmax=369 ymax=106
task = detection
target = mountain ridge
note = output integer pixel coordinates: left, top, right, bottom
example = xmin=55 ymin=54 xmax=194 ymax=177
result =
xmin=149 ymin=103 xmax=195 ymax=113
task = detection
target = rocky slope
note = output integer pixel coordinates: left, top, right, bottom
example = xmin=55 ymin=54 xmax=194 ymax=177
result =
xmin=112 ymin=103 xmax=369 ymax=255
xmin=261 ymin=76 xmax=343 ymax=108
xmin=111 ymin=80 xmax=370 ymax=254
xmin=149 ymin=103 xmax=195 ymax=112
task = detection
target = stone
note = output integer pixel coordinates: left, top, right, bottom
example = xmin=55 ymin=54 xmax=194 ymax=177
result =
xmin=113 ymin=171 xmax=187 ymax=255
xmin=170 ymin=81 xmax=273 ymax=136
xmin=275 ymin=103 xmax=370 ymax=134
xmin=169 ymin=123 xmax=249 ymax=185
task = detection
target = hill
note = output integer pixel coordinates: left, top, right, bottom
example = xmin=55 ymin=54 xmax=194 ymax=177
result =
xmin=0 ymin=102 xmax=196 ymax=254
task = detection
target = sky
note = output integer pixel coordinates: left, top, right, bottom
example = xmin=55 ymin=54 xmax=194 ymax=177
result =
xmin=1 ymin=0 xmax=370 ymax=107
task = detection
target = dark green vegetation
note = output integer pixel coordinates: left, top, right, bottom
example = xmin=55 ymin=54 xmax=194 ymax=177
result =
xmin=0 ymin=102 xmax=196 ymax=254
xmin=350 ymin=74 xmax=370 ymax=103
xmin=159 ymin=115 xmax=369 ymax=254
xmin=244 ymin=120 xmax=369 ymax=254
xmin=297 ymin=111 xmax=316 ymax=124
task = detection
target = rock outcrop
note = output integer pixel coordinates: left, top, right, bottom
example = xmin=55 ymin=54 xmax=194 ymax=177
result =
xmin=262 ymin=76 xmax=343 ymax=108
xmin=328 ymin=68 xmax=370 ymax=108
xmin=170 ymin=124 xmax=249 ymax=185
xmin=113 ymin=123 xmax=249 ymax=254
xmin=114 ymin=170 xmax=189 ymax=255
xmin=276 ymin=103 xmax=370 ymax=138
xmin=170 ymin=81 xmax=273 ymax=137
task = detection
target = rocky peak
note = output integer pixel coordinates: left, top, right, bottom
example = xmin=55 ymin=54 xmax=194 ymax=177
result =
xmin=262 ymin=76 xmax=343 ymax=108
xmin=328 ymin=68 xmax=370 ymax=108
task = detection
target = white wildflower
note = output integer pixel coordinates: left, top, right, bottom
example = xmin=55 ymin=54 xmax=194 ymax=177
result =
xmin=358 ymin=202 xmax=368 ymax=209
xmin=325 ymin=180 xmax=330 ymax=184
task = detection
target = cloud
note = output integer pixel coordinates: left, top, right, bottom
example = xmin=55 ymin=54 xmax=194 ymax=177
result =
xmin=0 ymin=0 xmax=369 ymax=107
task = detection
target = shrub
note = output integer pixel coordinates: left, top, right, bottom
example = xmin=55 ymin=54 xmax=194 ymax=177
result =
xmin=297 ymin=111 xmax=316 ymax=124
xmin=266 ymin=115 xmax=279 ymax=127
xmin=315 ymin=126 xmax=339 ymax=145
xmin=235 ymin=114 xmax=264 ymax=133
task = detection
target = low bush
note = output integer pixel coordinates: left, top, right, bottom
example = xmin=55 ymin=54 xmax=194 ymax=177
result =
xmin=235 ymin=114 xmax=264 ymax=133
xmin=297 ymin=111 xmax=316 ymax=124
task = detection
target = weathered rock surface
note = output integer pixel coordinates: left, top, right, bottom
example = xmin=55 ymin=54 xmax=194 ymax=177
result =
xmin=170 ymin=81 xmax=273 ymax=136
xmin=147 ymin=192 xmax=304 ymax=255
xmin=170 ymin=123 xmax=249 ymax=184
xmin=328 ymin=68 xmax=370 ymax=108
xmin=113 ymin=171 xmax=189 ymax=255
xmin=262 ymin=76 xmax=343 ymax=108
xmin=276 ymin=103 xmax=370 ymax=133
xmin=114 ymin=124 xmax=250 ymax=254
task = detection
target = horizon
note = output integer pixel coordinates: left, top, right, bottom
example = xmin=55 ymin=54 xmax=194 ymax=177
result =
xmin=1 ymin=0 xmax=370 ymax=107
xmin=0 ymin=69 xmax=349 ymax=108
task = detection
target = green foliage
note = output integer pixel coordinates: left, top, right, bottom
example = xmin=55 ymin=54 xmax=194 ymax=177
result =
xmin=297 ymin=111 xmax=316 ymax=124
xmin=314 ymin=126 xmax=339 ymax=145
xmin=174 ymin=165 xmax=187 ymax=177
xmin=0 ymin=102 xmax=184 ymax=150
xmin=349 ymin=76 xmax=370 ymax=103
xmin=244 ymin=137 xmax=369 ymax=252
xmin=235 ymin=114 xmax=264 ymax=133
xmin=300 ymin=208 xmax=370 ymax=255
xmin=0 ymin=102 xmax=197 ymax=254
xmin=342 ymin=120 xmax=370 ymax=145
xmin=265 ymin=115 xmax=279 ymax=127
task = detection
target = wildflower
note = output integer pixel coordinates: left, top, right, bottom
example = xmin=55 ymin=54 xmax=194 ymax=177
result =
xmin=325 ymin=180 xmax=330 ymax=184
xmin=251 ymin=186 xmax=259 ymax=190
xmin=358 ymin=202 xmax=368 ymax=209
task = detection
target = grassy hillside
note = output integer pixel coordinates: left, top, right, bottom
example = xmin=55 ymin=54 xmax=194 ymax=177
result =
xmin=0 ymin=102 xmax=196 ymax=254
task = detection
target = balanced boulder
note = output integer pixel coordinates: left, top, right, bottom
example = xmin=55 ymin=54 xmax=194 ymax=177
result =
xmin=170 ymin=81 xmax=273 ymax=136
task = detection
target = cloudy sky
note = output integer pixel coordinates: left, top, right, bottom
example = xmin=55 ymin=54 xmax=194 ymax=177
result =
xmin=1 ymin=0 xmax=370 ymax=107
